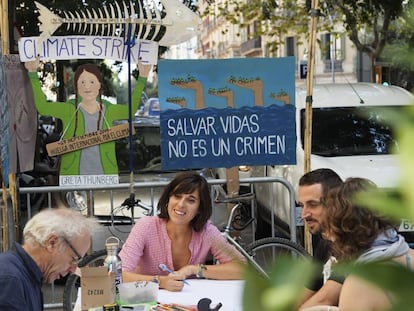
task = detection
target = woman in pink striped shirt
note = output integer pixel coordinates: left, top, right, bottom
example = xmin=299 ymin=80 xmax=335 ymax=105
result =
xmin=119 ymin=172 xmax=246 ymax=291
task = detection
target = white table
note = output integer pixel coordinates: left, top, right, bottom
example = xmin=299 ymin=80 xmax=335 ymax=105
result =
xmin=158 ymin=279 xmax=244 ymax=311
xmin=74 ymin=279 xmax=244 ymax=311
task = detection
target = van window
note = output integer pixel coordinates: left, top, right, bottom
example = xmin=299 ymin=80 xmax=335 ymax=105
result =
xmin=300 ymin=107 xmax=401 ymax=156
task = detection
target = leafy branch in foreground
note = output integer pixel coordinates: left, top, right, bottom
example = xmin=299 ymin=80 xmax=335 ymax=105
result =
xmin=334 ymin=261 xmax=414 ymax=311
xmin=243 ymin=257 xmax=316 ymax=311
xmin=243 ymin=5 xmax=414 ymax=309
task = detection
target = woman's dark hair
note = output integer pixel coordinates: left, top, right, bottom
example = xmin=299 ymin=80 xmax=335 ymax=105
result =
xmin=73 ymin=63 xmax=103 ymax=136
xmin=158 ymin=172 xmax=211 ymax=232
xmin=323 ymin=177 xmax=395 ymax=260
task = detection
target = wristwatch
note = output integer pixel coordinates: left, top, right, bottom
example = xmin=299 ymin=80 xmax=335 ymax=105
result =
xmin=196 ymin=264 xmax=207 ymax=278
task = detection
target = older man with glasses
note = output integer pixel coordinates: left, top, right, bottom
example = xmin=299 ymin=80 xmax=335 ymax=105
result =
xmin=0 ymin=208 xmax=99 ymax=311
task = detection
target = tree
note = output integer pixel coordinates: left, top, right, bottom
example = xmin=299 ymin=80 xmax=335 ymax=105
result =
xmin=241 ymin=8 xmax=414 ymax=310
xmin=382 ymin=3 xmax=414 ymax=90
xmin=203 ymin=0 xmax=410 ymax=81
xmin=203 ymin=0 xmax=310 ymax=55
xmin=324 ymin=0 xmax=408 ymax=82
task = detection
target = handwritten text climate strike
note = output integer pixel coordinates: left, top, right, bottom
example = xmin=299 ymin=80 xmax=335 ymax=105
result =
xmin=18 ymin=36 xmax=158 ymax=64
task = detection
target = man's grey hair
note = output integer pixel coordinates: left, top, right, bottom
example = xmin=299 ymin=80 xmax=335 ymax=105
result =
xmin=23 ymin=208 xmax=100 ymax=247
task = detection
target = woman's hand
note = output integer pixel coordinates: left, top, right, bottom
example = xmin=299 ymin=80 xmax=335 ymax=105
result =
xmin=24 ymin=59 xmax=40 ymax=72
xmin=176 ymin=265 xmax=198 ymax=279
xmin=159 ymin=274 xmax=186 ymax=292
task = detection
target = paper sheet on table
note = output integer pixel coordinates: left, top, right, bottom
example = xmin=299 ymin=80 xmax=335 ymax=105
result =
xmin=74 ymin=287 xmax=81 ymax=311
xmin=157 ymin=279 xmax=244 ymax=311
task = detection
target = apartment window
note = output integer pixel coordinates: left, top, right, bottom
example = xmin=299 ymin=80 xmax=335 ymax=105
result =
xmin=321 ymin=33 xmax=345 ymax=72
xmin=240 ymin=27 xmax=247 ymax=42
xmin=321 ymin=33 xmax=345 ymax=60
xmin=285 ymin=36 xmax=295 ymax=57
xmin=246 ymin=21 xmax=259 ymax=39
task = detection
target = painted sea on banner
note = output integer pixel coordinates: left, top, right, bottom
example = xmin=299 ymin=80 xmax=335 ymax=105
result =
xmin=158 ymin=57 xmax=296 ymax=170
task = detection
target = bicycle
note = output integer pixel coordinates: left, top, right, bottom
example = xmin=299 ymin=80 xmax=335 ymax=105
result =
xmin=62 ymin=191 xmax=309 ymax=310
xmin=214 ymin=192 xmax=310 ymax=279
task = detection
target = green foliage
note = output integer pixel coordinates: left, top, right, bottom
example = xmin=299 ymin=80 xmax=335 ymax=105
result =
xmin=204 ymin=0 xmax=410 ymax=78
xmin=354 ymin=103 xmax=414 ymax=222
xmin=243 ymin=97 xmax=414 ymax=310
xmin=320 ymin=89 xmax=414 ymax=311
xmin=383 ymin=4 xmax=414 ymax=90
xmin=202 ymin=0 xmax=310 ymax=55
xmin=324 ymin=0 xmax=407 ymax=58
xmin=243 ymin=257 xmax=316 ymax=311
xmin=242 ymin=5 xmax=414 ymax=308
xmin=325 ymin=0 xmax=405 ymax=31
xmin=334 ymin=261 xmax=414 ymax=311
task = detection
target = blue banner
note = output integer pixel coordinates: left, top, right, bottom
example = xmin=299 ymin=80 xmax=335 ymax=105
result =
xmin=158 ymin=57 xmax=296 ymax=170
xmin=160 ymin=105 xmax=296 ymax=169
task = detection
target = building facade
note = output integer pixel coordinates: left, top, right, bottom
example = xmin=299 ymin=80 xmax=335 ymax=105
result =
xmin=164 ymin=0 xmax=391 ymax=85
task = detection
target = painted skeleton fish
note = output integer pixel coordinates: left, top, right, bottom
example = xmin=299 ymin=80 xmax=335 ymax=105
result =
xmin=34 ymin=0 xmax=200 ymax=46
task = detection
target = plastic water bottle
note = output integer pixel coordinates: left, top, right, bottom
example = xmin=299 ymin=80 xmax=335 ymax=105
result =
xmin=104 ymin=237 xmax=123 ymax=301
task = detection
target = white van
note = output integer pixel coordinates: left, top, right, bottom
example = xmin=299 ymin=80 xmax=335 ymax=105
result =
xmin=251 ymin=82 xmax=414 ymax=238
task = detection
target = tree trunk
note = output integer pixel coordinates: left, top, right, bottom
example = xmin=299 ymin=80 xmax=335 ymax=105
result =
xmin=371 ymin=55 xmax=376 ymax=83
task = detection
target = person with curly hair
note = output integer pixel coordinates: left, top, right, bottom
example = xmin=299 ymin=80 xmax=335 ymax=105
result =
xmin=321 ymin=177 xmax=414 ymax=311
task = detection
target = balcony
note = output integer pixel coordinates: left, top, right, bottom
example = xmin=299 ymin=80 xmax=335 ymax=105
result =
xmin=240 ymin=37 xmax=262 ymax=56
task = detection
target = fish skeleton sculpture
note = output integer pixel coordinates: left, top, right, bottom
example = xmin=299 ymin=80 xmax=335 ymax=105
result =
xmin=34 ymin=0 xmax=200 ymax=46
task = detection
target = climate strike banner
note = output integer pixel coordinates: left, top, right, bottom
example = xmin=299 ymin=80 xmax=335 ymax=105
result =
xmin=18 ymin=35 xmax=158 ymax=64
xmin=158 ymin=57 xmax=296 ymax=170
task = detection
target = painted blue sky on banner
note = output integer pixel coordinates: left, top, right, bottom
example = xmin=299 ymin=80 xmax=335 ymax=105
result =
xmin=158 ymin=57 xmax=296 ymax=170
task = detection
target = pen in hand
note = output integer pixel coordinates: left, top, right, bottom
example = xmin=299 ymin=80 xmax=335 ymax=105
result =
xmin=159 ymin=263 xmax=190 ymax=285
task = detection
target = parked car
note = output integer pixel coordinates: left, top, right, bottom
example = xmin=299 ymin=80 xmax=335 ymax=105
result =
xmin=251 ymin=82 xmax=414 ymax=240
xmin=135 ymin=97 xmax=160 ymax=117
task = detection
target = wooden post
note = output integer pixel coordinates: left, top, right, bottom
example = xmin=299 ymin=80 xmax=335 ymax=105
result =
xmin=0 ymin=0 xmax=9 ymax=53
xmin=0 ymin=0 xmax=19 ymax=249
xmin=226 ymin=167 xmax=240 ymax=237
xmin=303 ymin=0 xmax=320 ymax=255
xmin=0 ymin=42 xmax=5 ymax=250
xmin=0 ymin=0 xmax=7 ymax=250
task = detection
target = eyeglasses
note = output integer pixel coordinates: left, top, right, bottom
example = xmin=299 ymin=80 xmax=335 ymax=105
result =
xmin=62 ymin=236 xmax=83 ymax=265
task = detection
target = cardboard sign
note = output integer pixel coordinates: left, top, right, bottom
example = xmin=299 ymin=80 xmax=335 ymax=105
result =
xmin=80 ymin=266 xmax=115 ymax=310
xmin=46 ymin=123 xmax=135 ymax=156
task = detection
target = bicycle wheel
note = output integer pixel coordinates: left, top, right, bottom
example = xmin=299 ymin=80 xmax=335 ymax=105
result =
xmin=246 ymin=237 xmax=310 ymax=276
xmin=62 ymin=249 xmax=107 ymax=311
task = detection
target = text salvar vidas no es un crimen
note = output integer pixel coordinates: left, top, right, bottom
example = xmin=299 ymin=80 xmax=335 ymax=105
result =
xmin=166 ymin=114 xmax=286 ymax=158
